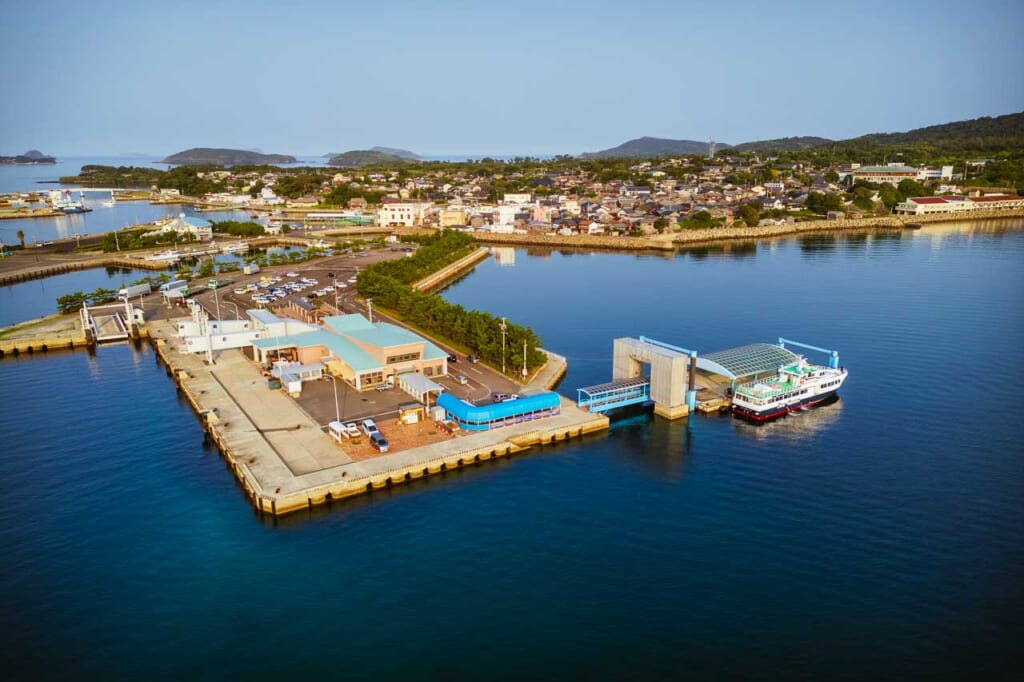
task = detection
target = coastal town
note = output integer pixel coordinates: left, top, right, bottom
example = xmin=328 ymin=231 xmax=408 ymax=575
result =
xmin=4 ymin=0 xmax=1023 ymax=678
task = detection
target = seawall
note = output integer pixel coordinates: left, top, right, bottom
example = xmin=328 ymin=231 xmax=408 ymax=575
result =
xmin=469 ymin=208 xmax=1024 ymax=252
xmin=411 ymin=247 xmax=491 ymax=291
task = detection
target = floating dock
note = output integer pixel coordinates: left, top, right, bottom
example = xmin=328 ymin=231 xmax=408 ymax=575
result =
xmin=149 ymin=320 xmax=608 ymax=516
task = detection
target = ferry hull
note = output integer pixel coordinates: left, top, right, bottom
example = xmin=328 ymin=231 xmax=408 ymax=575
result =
xmin=733 ymin=390 xmax=838 ymax=422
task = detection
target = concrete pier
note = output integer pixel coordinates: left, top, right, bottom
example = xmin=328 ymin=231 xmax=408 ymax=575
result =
xmin=149 ymin=319 xmax=608 ymax=516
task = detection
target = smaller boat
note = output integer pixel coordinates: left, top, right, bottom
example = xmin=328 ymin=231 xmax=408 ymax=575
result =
xmin=145 ymin=248 xmax=183 ymax=262
xmin=60 ymin=202 xmax=93 ymax=214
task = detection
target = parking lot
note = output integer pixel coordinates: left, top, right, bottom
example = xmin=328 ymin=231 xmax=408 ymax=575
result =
xmin=178 ymin=246 xmax=524 ymax=459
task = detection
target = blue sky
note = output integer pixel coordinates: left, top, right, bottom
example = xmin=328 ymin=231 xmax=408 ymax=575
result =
xmin=1 ymin=0 xmax=1022 ymax=156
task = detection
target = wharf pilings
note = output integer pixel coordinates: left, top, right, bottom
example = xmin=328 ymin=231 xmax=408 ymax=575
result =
xmin=0 ymin=331 xmax=89 ymax=356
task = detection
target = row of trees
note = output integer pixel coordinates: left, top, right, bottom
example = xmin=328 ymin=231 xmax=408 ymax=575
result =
xmin=211 ymin=220 xmax=265 ymax=237
xmin=356 ymin=231 xmax=546 ymax=374
xmin=100 ymin=227 xmax=197 ymax=252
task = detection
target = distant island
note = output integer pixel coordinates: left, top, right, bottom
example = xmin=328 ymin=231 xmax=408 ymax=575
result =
xmin=161 ymin=148 xmax=297 ymax=165
xmin=0 ymin=149 xmax=56 ymax=165
xmin=327 ymin=149 xmax=418 ymax=167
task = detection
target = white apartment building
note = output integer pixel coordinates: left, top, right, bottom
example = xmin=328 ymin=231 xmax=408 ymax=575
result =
xmin=376 ymin=202 xmax=432 ymax=227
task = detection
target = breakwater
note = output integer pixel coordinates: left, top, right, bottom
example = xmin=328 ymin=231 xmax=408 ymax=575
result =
xmin=470 ymin=208 xmax=1024 ymax=251
xmin=0 ymin=257 xmax=172 ymax=286
xmin=412 ymin=247 xmax=490 ymax=291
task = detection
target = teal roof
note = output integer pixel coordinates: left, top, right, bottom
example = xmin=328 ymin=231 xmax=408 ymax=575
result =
xmin=253 ymin=330 xmax=383 ymax=372
xmin=422 ymin=340 xmax=447 ymax=360
xmin=855 ymin=165 xmax=918 ymax=174
xmin=323 ymin=314 xmax=373 ymax=334
xmin=325 ymin=314 xmax=439 ymax=350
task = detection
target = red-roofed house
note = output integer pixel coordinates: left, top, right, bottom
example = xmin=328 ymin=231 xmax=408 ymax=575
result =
xmin=895 ymin=194 xmax=1024 ymax=215
xmin=894 ymin=196 xmax=973 ymax=215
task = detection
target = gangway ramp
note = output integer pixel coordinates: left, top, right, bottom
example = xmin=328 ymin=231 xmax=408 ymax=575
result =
xmin=577 ymin=377 xmax=651 ymax=413
xmin=91 ymin=311 xmax=128 ymax=341
xmin=80 ymin=300 xmax=136 ymax=344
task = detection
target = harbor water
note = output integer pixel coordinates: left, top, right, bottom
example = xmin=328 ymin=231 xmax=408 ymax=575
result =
xmin=2 ymin=221 xmax=1023 ymax=680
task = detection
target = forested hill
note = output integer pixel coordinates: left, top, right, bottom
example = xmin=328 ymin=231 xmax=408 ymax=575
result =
xmin=731 ymin=136 xmax=833 ymax=152
xmin=581 ymin=137 xmax=724 ymax=158
xmin=580 ymin=112 xmax=1024 ymax=159
xmin=845 ymin=112 xmax=1024 ymax=152
xmin=161 ymin=148 xmax=297 ymax=165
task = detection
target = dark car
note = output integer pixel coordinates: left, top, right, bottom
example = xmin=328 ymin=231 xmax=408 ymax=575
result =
xmin=447 ymin=354 xmax=457 ymax=363
xmin=468 ymin=354 xmax=480 ymax=363
xmin=369 ymin=432 xmax=390 ymax=453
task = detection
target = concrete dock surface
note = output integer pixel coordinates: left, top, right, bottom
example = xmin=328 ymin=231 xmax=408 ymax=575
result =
xmin=149 ymin=319 xmax=607 ymax=516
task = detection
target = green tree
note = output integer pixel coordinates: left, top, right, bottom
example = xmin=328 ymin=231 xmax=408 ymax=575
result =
xmin=739 ymin=202 xmax=761 ymax=227
xmin=653 ymin=217 xmax=669 ymax=233
xmin=806 ymin=192 xmax=845 ymax=214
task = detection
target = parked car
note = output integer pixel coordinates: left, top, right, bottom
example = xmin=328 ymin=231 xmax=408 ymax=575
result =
xmin=447 ymin=354 xmax=457 ymax=363
xmin=501 ymin=394 xmax=522 ymax=402
xmin=468 ymin=354 xmax=480 ymax=363
xmin=343 ymin=422 xmax=360 ymax=438
xmin=361 ymin=418 xmax=379 ymax=436
xmin=369 ymin=432 xmax=390 ymax=453
xmin=286 ymin=271 xmax=300 ymax=277
xmin=454 ymin=374 xmax=468 ymax=385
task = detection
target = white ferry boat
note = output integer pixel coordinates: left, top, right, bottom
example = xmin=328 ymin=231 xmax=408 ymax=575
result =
xmin=145 ymin=248 xmax=184 ymax=262
xmin=732 ymin=356 xmax=847 ymax=421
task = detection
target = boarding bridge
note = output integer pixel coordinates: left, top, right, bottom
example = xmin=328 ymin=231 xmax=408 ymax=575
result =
xmin=577 ymin=337 xmax=698 ymax=420
xmin=577 ymin=336 xmax=841 ymax=420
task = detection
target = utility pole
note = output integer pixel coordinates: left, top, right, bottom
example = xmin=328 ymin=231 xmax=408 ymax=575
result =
xmin=499 ymin=317 xmax=507 ymax=375
xmin=332 ymin=373 xmax=340 ymax=423
xmin=367 ymin=298 xmax=373 ymax=323
xmin=522 ymin=340 xmax=528 ymax=378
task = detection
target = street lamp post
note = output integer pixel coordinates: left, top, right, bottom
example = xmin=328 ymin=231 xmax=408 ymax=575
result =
xmin=522 ymin=340 xmax=528 ymax=378
xmin=367 ymin=298 xmax=373 ymax=323
xmin=499 ymin=317 xmax=507 ymax=375
xmin=327 ymin=272 xmax=337 ymax=312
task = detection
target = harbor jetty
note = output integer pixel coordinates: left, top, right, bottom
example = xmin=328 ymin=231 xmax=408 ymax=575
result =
xmin=148 ymin=320 xmax=607 ymax=516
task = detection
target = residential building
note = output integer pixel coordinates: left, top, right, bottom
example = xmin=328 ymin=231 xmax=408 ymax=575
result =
xmin=377 ymin=201 xmax=432 ymax=227
xmin=850 ymin=164 xmax=918 ymax=186
xmin=894 ymin=194 xmax=1024 ymax=215
xmin=157 ymin=214 xmax=213 ymax=241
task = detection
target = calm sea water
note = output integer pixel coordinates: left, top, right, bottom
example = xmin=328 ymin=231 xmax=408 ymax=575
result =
xmin=2 ymin=221 xmax=1022 ymax=681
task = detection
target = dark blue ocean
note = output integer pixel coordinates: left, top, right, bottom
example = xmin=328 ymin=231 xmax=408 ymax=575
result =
xmin=2 ymin=222 xmax=1023 ymax=681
